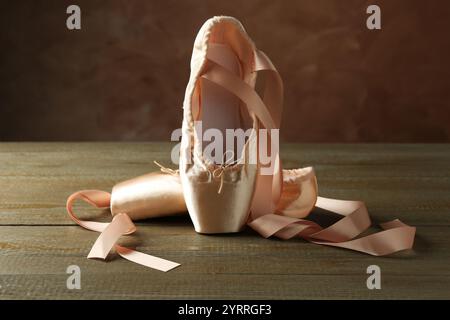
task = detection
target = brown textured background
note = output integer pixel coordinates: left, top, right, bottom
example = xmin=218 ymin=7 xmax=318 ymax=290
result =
xmin=0 ymin=0 xmax=449 ymax=142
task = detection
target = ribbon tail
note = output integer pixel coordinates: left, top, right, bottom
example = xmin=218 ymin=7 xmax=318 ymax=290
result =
xmin=309 ymin=197 xmax=372 ymax=242
xmin=308 ymin=222 xmax=416 ymax=256
xmin=309 ymin=197 xmax=416 ymax=255
xmin=66 ymin=190 xmax=180 ymax=271
xmin=248 ymin=196 xmax=416 ymax=256
xmin=116 ymin=245 xmax=180 ymax=272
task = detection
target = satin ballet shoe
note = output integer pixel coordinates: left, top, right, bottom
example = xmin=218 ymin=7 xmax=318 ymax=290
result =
xmin=179 ymin=16 xmax=284 ymax=233
xmin=111 ymin=169 xmax=185 ymax=220
xmin=179 ymin=16 xmax=257 ymax=234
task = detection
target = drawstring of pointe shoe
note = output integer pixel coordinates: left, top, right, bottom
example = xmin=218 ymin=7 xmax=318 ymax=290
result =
xmin=153 ymin=161 xmax=179 ymax=176
xmin=154 ymin=152 xmax=237 ymax=194
xmin=212 ymin=150 xmax=235 ymax=194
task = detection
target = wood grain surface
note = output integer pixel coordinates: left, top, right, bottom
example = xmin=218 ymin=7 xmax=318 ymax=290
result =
xmin=0 ymin=142 xmax=449 ymax=299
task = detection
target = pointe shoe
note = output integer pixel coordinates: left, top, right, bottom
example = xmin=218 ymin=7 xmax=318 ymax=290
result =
xmin=179 ymin=16 xmax=286 ymax=233
xmin=111 ymin=170 xmax=186 ymax=220
xmin=179 ymin=16 xmax=255 ymax=233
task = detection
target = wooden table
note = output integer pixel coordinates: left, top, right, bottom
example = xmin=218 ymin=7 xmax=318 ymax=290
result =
xmin=0 ymin=143 xmax=449 ymax=299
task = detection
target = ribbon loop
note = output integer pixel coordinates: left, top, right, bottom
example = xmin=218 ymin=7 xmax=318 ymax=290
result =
xmin=66 ymin=190 xmax=180 ymax=272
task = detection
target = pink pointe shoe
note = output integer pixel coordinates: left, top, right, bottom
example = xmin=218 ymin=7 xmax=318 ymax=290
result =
xmin=179 ymin=16 xmax=287 ymax=233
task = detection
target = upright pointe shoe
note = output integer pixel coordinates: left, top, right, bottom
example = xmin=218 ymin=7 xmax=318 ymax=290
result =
xmin=179 ymin=16 xmax=256 ymax=233
xmin=179 ymin=16 xmax=286 ymax=233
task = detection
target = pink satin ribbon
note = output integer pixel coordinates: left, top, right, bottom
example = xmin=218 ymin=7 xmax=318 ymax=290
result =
xmin=201 ymin=46 xmax=415 ymax=256
xmin=244 ymin=50 xmax=414 ymax=256
xmin=66 ymin=190 xmax=180 ymax=272
xmin=248 ymin=197 xmax=415 ymax=256
xmin=66 ymin=184 xmax=415 ymax=272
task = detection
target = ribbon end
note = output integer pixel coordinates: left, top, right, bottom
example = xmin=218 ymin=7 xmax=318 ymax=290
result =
xmin=116 ymin=245 xmax=180 ymax=272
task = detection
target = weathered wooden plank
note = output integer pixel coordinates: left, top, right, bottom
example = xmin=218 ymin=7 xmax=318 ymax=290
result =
xmin=0 ymin=143 xmax=449 ymax=226
xmin=0 ymin=225 xmax=448 ymax=299
xmin=2 ymin=273 xmax=449 ymax=300
xmin=0 ymin=143 xmax=449 ymax=299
